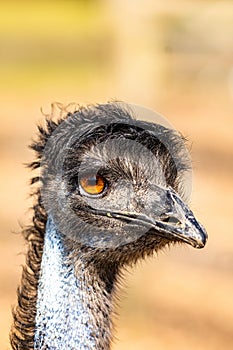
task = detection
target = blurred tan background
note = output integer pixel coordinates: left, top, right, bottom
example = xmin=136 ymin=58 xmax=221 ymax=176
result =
xmin=0 ymin=0 xmax=233 ymax=349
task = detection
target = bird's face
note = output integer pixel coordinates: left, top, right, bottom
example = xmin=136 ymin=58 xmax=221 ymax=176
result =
xmin=42 ymin=118 xmax=207 ymax=264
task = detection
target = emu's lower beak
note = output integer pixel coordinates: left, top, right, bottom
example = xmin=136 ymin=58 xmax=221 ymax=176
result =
xmin=109 ymin=189 xmax=207 ymax=249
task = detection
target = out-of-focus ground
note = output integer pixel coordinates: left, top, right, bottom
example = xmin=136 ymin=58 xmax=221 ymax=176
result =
xmin=0 ymin=1 xmax=233 ymax=349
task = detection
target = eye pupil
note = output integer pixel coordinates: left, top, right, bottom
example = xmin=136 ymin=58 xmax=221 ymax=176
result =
xmin=79 ymin=173 xmax=106 ymax=195
xmin=86 ymin=177 xmax=98 ymax=186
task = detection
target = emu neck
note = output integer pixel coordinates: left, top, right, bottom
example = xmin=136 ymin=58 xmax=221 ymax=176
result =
xmin=34 ymin=217 xmax=116 ymax=350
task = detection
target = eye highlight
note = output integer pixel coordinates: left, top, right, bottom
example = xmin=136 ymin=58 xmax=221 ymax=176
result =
xmin=79 ymin=173 xmax=107 ymax=196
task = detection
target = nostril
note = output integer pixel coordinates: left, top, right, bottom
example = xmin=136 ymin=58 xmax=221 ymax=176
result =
xmin=162 ymin=216 xmax=182 ymax=226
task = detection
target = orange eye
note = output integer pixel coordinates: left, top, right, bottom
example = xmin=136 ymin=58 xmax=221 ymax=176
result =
xmin=79 ymin=173 xmax=106 ymax=195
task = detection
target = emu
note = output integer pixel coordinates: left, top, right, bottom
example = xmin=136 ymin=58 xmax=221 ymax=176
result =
xmin=10 ymin=102 xmax=207 ymax=349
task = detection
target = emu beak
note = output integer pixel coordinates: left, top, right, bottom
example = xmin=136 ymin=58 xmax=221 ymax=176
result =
xmin=146 ymin=189 xmax=208 ymax=249
xmin=109 ymin=188 xmax=207 ymax=249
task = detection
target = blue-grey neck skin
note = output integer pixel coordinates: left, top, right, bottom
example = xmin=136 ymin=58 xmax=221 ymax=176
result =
xmin=34 ymin=216 xmax=112 ymax=350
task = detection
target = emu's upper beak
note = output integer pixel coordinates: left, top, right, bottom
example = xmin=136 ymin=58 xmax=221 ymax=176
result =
xmin=108 ymin=188 xmax=207 ymax=249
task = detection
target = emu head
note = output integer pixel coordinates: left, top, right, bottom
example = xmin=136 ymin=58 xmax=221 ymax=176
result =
xmin=40 ymin=103 xmax=207 ymax=266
